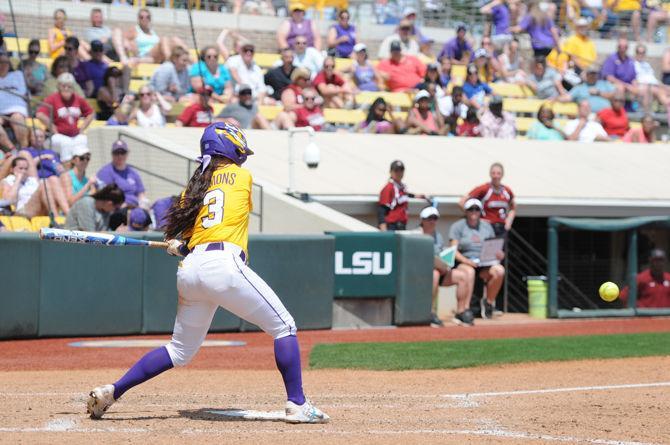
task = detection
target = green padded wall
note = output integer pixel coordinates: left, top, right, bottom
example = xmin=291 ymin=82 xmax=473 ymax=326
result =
xmin=38 ymin=241 xmax=144 ymax=336
xmin=394 ymin=234 xmax=433 ymax=325
xmin=239 ymin=235 xmax=335 ymax=332
xmin=0 ymin=233 xmax=41 ymax=338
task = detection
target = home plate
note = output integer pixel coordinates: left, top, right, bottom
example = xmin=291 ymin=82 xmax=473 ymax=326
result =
xmin=69 ymin=339 xmax=246 ymax=348
xmin=207 ymin=409 xmax=286 ymax=421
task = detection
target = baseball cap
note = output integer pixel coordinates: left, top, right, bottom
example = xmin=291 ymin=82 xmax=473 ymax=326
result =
xmin=420 ymin=36 xmax=435 ymax=45
xmin=237 ymin=84 xmax=253 ymax=95
xmin=71 ymin=145 xmax=90 ymax=158
xmin=390 ymin=160 xmax=405 ymax=171
xmin=353 ymin=43 xmax=367 ymax=53
xmin=128 ymin=207 xmax=151 ymax=231
xmin=456 ymin=23 xmax=467 ymax=33
xmin=575 ymin=17 xmax=590 ymax=27
xmin=586 ymin=65 xmax=600 ymax=74
xmin=414 ymin=90 xmax=431 ymax=102
xmin=90 ymin=39 xmax=104 ymax=52
xmin=57 ymin=72 xmax=76 ymax=85
xmin=420 ymin=206 xmax=440 ymax=219
xmin=650 ymin=248 xmax=667 ymax=259
xmin=290 ymin=1 xmax=306 ymax=11
xmin=390 ymin=41 xmax=402 ymax=52
xmin=427 ymin=62 xmax=439 ymax=70
xmin=402 ymin=6 xmax=417 ymax=18
xmin=111 ymin=139 xmax=128 ymax=153
xmin=474 ymin=48 xmax=489 ymax=59
xmin=464 ymin=198 xmax=483 ymax=210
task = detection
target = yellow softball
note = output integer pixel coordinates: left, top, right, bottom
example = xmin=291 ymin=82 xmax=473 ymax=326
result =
xmin=599 ymin=282 xmax=619 ymax=302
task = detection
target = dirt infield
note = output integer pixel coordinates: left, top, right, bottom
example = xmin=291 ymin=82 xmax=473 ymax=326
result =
xmin=1 ymin=317 xmax=669 ymax=444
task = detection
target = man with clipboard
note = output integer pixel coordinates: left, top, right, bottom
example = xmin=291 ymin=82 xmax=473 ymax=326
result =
xmin=417 ymin=206 xmax=470 ymax=327
xmin=449 ymin=198 xmax=506 ymax=321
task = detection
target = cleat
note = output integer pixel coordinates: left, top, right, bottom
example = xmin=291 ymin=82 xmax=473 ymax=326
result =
xmin=86 ymin=384 xmax=115 ymax=419
xmin=452 ymin=309 xmax=475 ymax=326
xmin=430 ymin=312 xmax=444 ymax=328
xmin=285 ymin=399 xmax=330 ymax=424
xmin=481 ymin=298 xmax=502 ymax=319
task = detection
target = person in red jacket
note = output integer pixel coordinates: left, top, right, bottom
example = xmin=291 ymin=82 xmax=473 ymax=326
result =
xmin=620 ymin=249 xmax=670 ymax=308
xmin=597 ymin=95 xmax=629 ymax=138
xmin=378 ymin=159 xmax=425 ymax=231
xmin=460 ymin=162 xmax=516 ymax=237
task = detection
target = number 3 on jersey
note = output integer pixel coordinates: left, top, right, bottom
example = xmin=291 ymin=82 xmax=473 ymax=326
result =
xmin=202 ymin=189 xmax=225 ymax=228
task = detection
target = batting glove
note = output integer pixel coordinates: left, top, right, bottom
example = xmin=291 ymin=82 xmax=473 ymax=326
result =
xmin=166 ymin=239 xmax=187 ymax=257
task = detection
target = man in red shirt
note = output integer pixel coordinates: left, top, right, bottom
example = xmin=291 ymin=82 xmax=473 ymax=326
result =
xmin=378 ymin=160 xmax=425 ymax=231
xmin=460 ymin=162 xmax=515 ymax=237
xmin=597 ymin=95 xmax=629 ymax=138
xmin=313 ymin=56 xmax=353 ymax=108
xmin=620 ymin=249 xmax=670 ymax=308
xmin=376 ymin=41 xmax=426 ymax=92
xmin=36 ymin=72 xmax=94 ymax=163
xmin=176 ymin=86 xmax=214 ymax=128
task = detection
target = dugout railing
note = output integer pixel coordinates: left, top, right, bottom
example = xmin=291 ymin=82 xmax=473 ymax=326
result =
xmin=117 ymin=131 xmax=264 ymax=232
xmin=548 ymin=216 xmax=670 ymax=318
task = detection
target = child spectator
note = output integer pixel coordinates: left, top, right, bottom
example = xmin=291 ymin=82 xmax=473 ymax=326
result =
xmin=37 ymin=73 xmax=94 ymax=163
xmin=457 ymin=107 xmax=481 ymax=137
xmin=327 ymin=9 xmax=356 ymax=58
xmin=21 ymin=39 xmax=48 ymax=95
xmin=406 ymin=90 xmax=447 ymax=135
xmin=378 ymin=160 xmax=425 ymax=231
xmin=355 ymin=97 xmax=402 ymax=134
xmin=189 ymin=46 xmax=233 ymax=104
xmin=597 ymin=95 xmax=629 ymax=138
xmin=439 ymin=85 xmax=469 ymax=134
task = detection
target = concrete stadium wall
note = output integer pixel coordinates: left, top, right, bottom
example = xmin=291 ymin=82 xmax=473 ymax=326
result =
xmin=0 ymin=232 xmax=335 ymax=339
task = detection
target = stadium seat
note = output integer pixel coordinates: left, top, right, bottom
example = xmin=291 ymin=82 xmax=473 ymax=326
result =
xmin=128 ymin=79 xmax=145 ymax=93
xmin=355 ymin=91 xmax=412 ymax=109
xmin=323 ymin=108 xmax=365 ymax=125
xmin=451 ymin=65 xmax=466 ymax=79
xmin=86 ymin=98 xmax=101 ymax=114
xmin=8 ymin=216 xmax=33 ymax=232
xmin=31 ymin=216 xmax=51 ymax=231
xmin=254 ymin=53 xmax=280 ymax=69
xmin=4 ymin=37 xmax=31 ymax=55
xmin=55 ymin=216 xmax=65 ymax=226
xmin=503 ymin=98 xmax=578 ymax=117
xmin=258 ymin=105 xmax=283 ymax=121
xmin=132 ymin=63 xmax=160 ymax=79
xmin=88 ymin=120 xmax=108 ymax=129
xmin=515 ymin=117 xmax=569 ymax=134
xmin=491 ymin=83 xmax=534 ymax=98
xmin=334 ymin=58 xmax=353 ymax=71
xmin=0 ymin=216 xmax=12 ymax=231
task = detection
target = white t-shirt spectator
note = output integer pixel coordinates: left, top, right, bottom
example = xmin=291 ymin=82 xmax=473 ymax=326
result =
xmin=634 ymin=60 xmax=659 ymax=85
xmin=564 ymin=118 xmax=608 ymax=142
xmin=1 ymin=174 xmax=38 ymax=211
xmin=438 ymin=96 xmax=468 ymax=120
xmin=291 ymin=48 xmax=324 ymax=80
xmin=378 ymin=34 xmax=420 ymax=59
xmin=0 ymin=71 xmax=28 ymax=115
xmin=225 ymin=55 xmax=266 ymax=97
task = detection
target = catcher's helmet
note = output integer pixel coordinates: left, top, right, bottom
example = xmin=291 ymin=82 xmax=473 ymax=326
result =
xmin=198 ymin=122 xmax=254 ymax=168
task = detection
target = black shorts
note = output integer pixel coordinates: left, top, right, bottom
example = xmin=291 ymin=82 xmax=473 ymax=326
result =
xmin=386 ymin=221 xmax=407 ymax=231
xmin=533 ymin=47 xmax=552 ymax=57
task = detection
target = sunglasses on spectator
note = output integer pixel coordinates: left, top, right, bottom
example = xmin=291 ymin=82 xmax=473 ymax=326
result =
xmin=324 ymin=64 xmax=334 ymax=69
xmin=65 ymin=46 xmax=77 ymax=51
xmin=139 ymin=92 xmax=152 ymax=97
xmin=466 ymin=207 xmax=481 ymax=212
xmin=139 ymin=14 xmax=151 ymax=19
xmin=295 ymin=41 xmax=307 ymax=46
xmin=400 ymin=26 xmax=411 ymax=31
xmin=205 ymin=53 xmax=218 ymax=59
xmin=304 ymin=96 xmax=316 ymax=101
xmin=243 ymin=48 xmax=255 ymax=54
xmin=59 ymin=83 xmax=74 ymax=89
xmin=78 ymin=155 xmax=91 ymax=161
xmin=29 ymin=49 xmax=40 ymax=55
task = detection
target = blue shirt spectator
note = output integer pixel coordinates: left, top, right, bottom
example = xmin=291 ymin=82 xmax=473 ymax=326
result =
xmin=189 ymin=46 xmax=232 ymax=98
xmin=570 ymin=69 xmax=615 ymax=113
xmin=462 ymin=65 xmax=492 ymax=107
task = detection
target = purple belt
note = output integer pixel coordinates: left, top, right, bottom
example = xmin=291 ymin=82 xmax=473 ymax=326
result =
xmin=204 ymin=242 xmax=246 ymax=263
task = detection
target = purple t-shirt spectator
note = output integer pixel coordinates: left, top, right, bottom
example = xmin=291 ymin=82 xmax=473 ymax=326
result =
xmin=438 ymin=37 xmax=474 ymax=62
xmin=491 ymin=4 xmax=511 ymax=35
xmin=518 ymin=14 xmax=555 ymax=50
xmin=151 ymin=195 xmax=176 ymax=230
xmin=96 ymin=163 xmax=145 ymax=206
xmin=72 ymin=62 xmax=90 ymax=92
xmin=27 ymin=148 xmax=61 ymax=179
xmin=82 ymin=59 xmax=108 ymax=95
xmin=600 ymin=53 xmax=636 ymax=84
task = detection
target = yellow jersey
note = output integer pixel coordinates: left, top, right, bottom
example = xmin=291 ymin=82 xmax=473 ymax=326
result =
xmin=50 ymin=27 xmax=73 ymax=59
xmin=186 ymin=163 xmax=253 ymax=255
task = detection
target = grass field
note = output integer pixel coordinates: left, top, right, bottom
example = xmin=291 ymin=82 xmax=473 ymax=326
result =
xmin=309 ymin=332 xmax=670 ymax=370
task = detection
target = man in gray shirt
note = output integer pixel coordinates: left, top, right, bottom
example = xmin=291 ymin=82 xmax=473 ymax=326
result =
xmin=217 ymin=85 xmax=270 ymax=129
xmin=84 ymin=8 xmax=117 ymax=61
xmin=522 ymin=56 xmax=569 ymax=100
xmin=150 ymin=46 xmax=191 ymax=102
xmin=65 ymin=185 xmax=124 ymax=231
xmin=449 ymin=198 xmax=505 ymax=321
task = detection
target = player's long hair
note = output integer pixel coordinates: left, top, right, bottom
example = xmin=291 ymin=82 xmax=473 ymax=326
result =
xmin=164 ymin=155 xmax=229 ymax=240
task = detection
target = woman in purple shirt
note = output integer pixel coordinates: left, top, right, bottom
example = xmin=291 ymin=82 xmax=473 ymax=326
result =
xmin=511 ymin=2 xmax=560 ymax=57
xmin=327 ymin=9 xmax=356 ymax=58
xmin=480 ymin=0 xmax=513 ymax=50
xmin=345 ymin=43 xmax=382 ymax=92
xmin=277 ymin=3 xmax=321 ymax=51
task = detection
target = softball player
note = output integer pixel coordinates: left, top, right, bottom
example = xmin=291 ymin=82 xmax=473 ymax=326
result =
xmin=86 ymin=122 xmax=329 ymax=424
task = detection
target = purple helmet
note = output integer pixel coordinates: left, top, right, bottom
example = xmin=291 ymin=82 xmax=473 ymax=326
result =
xmin=197 ymin=122 xmax=254 ymax=170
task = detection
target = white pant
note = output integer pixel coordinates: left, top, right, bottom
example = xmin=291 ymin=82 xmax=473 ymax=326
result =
xmin=166 ymin=242 xmax=297 ymax=367
xmin=50 ymin=134 xmax=88 ymax=162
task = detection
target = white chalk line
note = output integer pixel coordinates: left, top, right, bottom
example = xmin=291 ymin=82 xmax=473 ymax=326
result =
xmin=441 ymin=381 xmax=670 ymax=399
xmin=0 ymin=416 xmax=661 ymax=445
